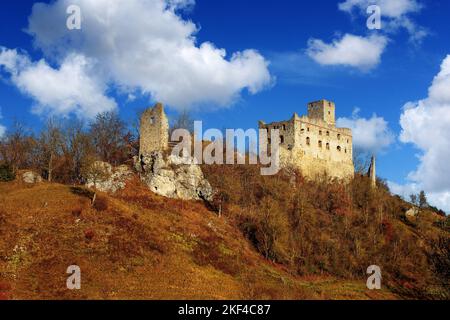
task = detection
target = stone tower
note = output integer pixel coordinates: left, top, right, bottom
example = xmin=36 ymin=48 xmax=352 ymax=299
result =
xmin=307 ymin=99 xmax=335 ymax=126
xmin=368 ymin=155 xmax=376 ymax=188
xmin=139 ymin=103 xmax=169 ymax=157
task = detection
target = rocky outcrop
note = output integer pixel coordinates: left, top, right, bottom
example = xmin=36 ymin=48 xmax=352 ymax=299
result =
xmin=85 ymin=161 xmax=133 ymax=193
xmin=406 ymin=207 xmax=419 ymax=218
xmin=22 ymin=171 xmax=43 ymax=184
xmin=136 ymin=151 xmax=213 ymax=202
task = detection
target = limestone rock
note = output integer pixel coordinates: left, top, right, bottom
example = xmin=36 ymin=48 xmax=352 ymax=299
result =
xmin=22 ymin=171 xmax=43 ymax=184
xmin=406 ymin=207 xmax=419 ymax=218
xmin=85 ymin=161 xmax=133 ymax=193
xmin=137 ymin=151 xmax=213 ymax=202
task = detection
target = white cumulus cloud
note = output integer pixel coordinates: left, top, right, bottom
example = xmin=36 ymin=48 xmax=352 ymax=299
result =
xmin=306 ymin=34 xmax=388 ymax=71
xmin=397 ymin=55 xmax=450 ymax=212
xmin=0 ymin=47 xmax=117 ymax=119
xmin=23 ymin=0 xmax=272 ymax=111
xmin=338 ymin=0 xmax=427 ymax=44
xmin=339 ymin=0 xmax=422 ymax=17
xmin=337 ymin=108 xmax=394 ymax=154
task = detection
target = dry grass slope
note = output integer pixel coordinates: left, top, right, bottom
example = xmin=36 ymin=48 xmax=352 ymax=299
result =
xmin=0 ymin=177 xmax=398 ymax=300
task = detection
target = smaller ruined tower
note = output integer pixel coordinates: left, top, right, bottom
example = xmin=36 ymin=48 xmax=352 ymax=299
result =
xmin=139 ymin=103 xmax=169 ymax=157
xmin=368 ymin=155 xmax=376 ymax=188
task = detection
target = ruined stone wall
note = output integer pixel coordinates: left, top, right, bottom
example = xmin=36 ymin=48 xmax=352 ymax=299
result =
xmin=278 ymin=146 xmax=354 ymax=180
xmin=259 ymin=119 xmax=296 ymax=148
xmin=139 ymin=103 xmax=169 ymax=157
xmin=259 ymin=100 xmax=354 ymax=180
xmin=295 ymin=116 xmax=352 ymax=165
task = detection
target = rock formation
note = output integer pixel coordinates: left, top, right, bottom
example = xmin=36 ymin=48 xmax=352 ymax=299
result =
xmin=136 ymin=151 xmax=213 ymax=202
xmin=22 ymin=171 xmax=43 ymax=184
xmin=85 ymin=161 xmax=133 ymax=193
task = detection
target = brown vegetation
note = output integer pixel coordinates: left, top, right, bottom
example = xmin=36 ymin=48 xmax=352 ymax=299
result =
xmin=202 ymin=164 xmax=450 ymax=299
xmin=0 ymin=112 xmax=137 ymax=184
xmin=0 ymin=177 xmax=400 ymax=300
xmin=0 ymin=112 xmax=448 ymax=300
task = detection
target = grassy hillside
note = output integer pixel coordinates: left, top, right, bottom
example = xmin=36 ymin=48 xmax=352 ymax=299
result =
xmin=202 ymin=165 xmax=449 ymax=299
xmin=0 ymin=166 xmax=448 ymax=300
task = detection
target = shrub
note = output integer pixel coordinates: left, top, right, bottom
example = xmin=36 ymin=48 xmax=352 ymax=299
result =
xmin=93 ymin=196 xmax=108 ymax=211
xmin=0 ymin=163 xmax=15 ymax=182
xmin=0 ymin=281 xmax=12 ymax=300
xmin=202 ymin=163 xmax=450 ymax=298
xmin=193 ymin=235 xmax=241 ymax=276
xmin=70 ymin=186 xmax=96 ymax=200
xmin=71 ymin=208 xmax=83 ymax=217
xmin=84 ymin=229 xmax=95 ymax=241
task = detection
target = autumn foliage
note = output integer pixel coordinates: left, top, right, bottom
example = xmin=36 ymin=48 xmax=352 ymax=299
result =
xmin=202 ymin=164 xmax=449 ymax=299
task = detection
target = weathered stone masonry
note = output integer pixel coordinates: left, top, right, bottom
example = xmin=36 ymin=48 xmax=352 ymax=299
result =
xmin=137 ymin=103 xmax=213 ymax=201
xmin=139 ymin=100 xmax=355 ymax=182
xmin=259 ymin=99 xmax=355 ymax=180
xmin=139 ymin=103 xmax=169 ymax=158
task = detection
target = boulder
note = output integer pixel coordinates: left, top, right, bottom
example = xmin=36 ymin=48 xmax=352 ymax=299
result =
xmin=137 ymin=151 xmax=213 ymax=202
xmin=406 ymin=207 xmax=419 ymax=218
xmin=85 ymin=161 xmax=133 ymax=193
xmin=22 ymin=171 xmax=43 ymax=184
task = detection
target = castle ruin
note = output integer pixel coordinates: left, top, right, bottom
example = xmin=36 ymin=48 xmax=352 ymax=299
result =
xmin=140 ymin=100 xmax=355 ymax=181
xmin=259 ymin=99 xmax=355 ymax=180
xmin=138 ymin=103 xmax=213 ymax=201
xmin=139 ymin=103 xmax=169 ymax=158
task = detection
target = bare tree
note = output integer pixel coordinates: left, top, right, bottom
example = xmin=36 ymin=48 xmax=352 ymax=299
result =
xmin=62 ymin=119 xmax=95 ymax=183
xmin=38 ymin=118 xmax=64 ymax=182
xmin=131 ymin=107 xmax=146 ymax=140
xmin=419 ymin=190 xmax=428 ymax=209
xmin=0 ymin=121 xmax=36 ymax=172
xmin=127 ymin=107 xmax=145 ymax=160
xmin=353 ymin=149 xmax=372 ymax=175
xmin=409 ymin=190 xmax=429 ymax=220
xmin=410 ymin=194 xmax=418 ymax=206
xmin=170 ymin=109 xmax=194 ymax=135
xmin=89 ymin=111 xmax=127 ymax=166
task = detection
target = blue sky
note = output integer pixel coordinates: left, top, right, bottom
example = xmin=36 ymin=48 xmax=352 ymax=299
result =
xmin=1 ymin=0 xmax=450 ymax=211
